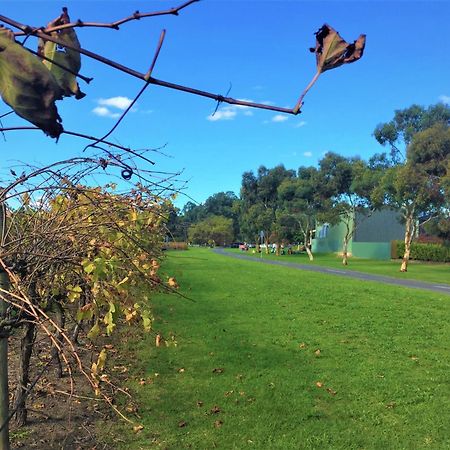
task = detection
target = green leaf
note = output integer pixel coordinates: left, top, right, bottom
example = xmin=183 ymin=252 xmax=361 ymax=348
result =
xmin=0 ymin=28 xmax=63 ymax=138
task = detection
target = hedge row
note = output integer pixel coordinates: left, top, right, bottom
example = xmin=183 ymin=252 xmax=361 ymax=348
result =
xmin=394 ymin=241 xmax=450 ymax=262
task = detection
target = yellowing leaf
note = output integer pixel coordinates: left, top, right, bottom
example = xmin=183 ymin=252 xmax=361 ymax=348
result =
xmin=66 ymin=284 xmax=82 ymax=302
xmin=39 ymin=8 xmax=85 ymax=99
xmin=168 ymin=277 xmax=179 ymax=289
xmin=96 ymin=348 xmax=107 ymax=373
xmin=0 ymin=29 xmax=63 ymax=138
xmin=83 ymin=262 xmax=95 ymax=274
xmin=87 ymin=321 xmax=101 ymax=340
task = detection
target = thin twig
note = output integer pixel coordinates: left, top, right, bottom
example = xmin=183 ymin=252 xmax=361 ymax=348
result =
xmin=146 ymin=29 xmax=166 ymax=80
xmin=12 ymin=0 xmax=199 ymax=36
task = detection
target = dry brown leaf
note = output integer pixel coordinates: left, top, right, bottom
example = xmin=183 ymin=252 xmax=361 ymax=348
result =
xmin=326 ymin=388 xmax=337 ymax=396
xmin=133 ymin=424 xmax=144 ymax=433
xmin=316 ymin=382 xmax=324 ymax=388
xmin=178 ymin=420 xmax=187 ymax=428
xmin=214 ymin=420 xmax=223 ymax=428
xmin=210 ymin=405 xmax=221 ymax=414
xmin=311 ymin=24 xmax=366 ymax=74
xmin=212 ymin=367 xmax=224 ymax=374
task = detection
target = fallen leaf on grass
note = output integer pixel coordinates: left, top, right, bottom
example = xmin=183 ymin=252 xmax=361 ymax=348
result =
xmin=224 ymin=390 xmax=234 ymax=397
xmin=133 ymin=424 xmax=144 ymax=433
xmin=178 ymin=368 xmax=185 ymax=373
xmin=196 ymin=401 xmax=204 ymax=407
xmin=210 ymin=405 xmax=221 ymax=414
xmin=178 ymin=420 xmax=187 ymax=428
xmin=214 ymin=420 xmax=223 ymax=428
xmin=315 ymin=382 xmax=324 ymax=388
xmin=212 ymin=368 xmax=224 ymax=374
xmin=314 ymin=349 xmax=321 ymax=357
xmin=155 ymin=334 xmax=163 ymax=347
xmin=299 ymin=342 xmax=307 ymax=349
xmin=326 ymin=388 xmax=337 ymax=396
xmin=386 ymin=402 xmax=396 ymax=409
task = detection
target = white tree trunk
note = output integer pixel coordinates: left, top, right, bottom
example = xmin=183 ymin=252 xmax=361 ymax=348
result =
xmin=400 ymin=211 xmax=414 ymax=272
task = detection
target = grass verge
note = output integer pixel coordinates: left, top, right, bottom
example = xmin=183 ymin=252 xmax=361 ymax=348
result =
xmin=107 ymin=248 xmax=450 ymax=449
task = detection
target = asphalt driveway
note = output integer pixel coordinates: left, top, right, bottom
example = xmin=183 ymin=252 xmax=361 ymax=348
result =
xmin=213 ymin=248 xmax=450 ymax=296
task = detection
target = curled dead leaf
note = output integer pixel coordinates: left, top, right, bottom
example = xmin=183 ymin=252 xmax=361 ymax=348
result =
xmin=210 ymin=405 xmax=221 ymax=414
xmin=133 ymin=424 xmax=144 ymax=433
xmin=212 ymin=367 xmax=224 ymax=374
xmin=326 ymin=387 xmax=337 ymax=396
xmin=316 ymin=382 xmax=324 ymax=388
xmin=311 ymin=24 xmax=366 ymax=74
xmin=214 ymin=420 xmax=223 ymax=428
xmin=178 ymin=420 xmax=187 ymax=428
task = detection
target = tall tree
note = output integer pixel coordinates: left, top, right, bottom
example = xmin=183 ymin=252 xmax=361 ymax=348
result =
xmin=318 ymin=153 xmax=377 ymax=265
xmin=239 ymin=165 xmax=294 ymax=251
xmin=278 ymin=167 xmax=324 ymax=261
xmin=373 ymin=103 xmax=450 ymax=271
xmin=188 ymin=215 xmax=234 ymax=246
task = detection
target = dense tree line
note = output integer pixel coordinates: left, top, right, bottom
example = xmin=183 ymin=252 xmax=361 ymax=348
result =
xmin=167 ymin=103 xmax=450 ymax=271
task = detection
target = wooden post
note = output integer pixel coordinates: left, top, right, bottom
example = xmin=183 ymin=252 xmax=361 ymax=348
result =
xmin=0 ymin=197 xmax=10 ymax=450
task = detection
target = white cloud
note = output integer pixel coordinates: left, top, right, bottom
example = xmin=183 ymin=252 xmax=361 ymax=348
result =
xmin=207 ymin=101 xmax=255 ymax=122
xmin=98 ymin=96 xmax=133 ymax=110
xmin=295 ymin=120 xmax=307 ymax=128
xmin=207 ymin=107 xmax=237 ymax=121
xmin=92 ymin=106 xmax=121 ymax=118
xmin=303 ymin=151 xmax=313 ymax=157
xmin=439 ymin=95 xmax=450 ymax=105
xmin=272 ymin=114 xmax=289 ymax=123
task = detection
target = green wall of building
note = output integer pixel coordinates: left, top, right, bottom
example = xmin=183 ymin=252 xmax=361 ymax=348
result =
xmin=351 ymin=242 xmax=392 ymax=260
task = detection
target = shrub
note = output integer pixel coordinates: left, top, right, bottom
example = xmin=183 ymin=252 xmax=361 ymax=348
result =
xmin=163 ymin=241 xmax=188 ymax=251
xmin=394 ymin=241 xmax=450 ymax=262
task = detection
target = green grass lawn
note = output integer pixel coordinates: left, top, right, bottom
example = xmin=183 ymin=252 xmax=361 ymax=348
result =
xmin=227 ymin=248 xmax=450 ymax=285
xmin=109 ymin=248 xmax=450 ymax=449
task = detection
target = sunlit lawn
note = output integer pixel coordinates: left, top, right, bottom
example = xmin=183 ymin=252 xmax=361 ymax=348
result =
xmin=227 ymin=248 xmax=450 ymax=286
xmin=110 ymin=248 xmax=450 ymax=449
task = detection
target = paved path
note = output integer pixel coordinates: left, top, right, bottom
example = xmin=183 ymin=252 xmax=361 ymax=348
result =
xmin=213 ymin=248 xmax=450 ymax=296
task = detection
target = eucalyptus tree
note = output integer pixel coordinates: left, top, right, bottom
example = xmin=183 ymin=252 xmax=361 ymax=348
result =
xmin=278 ymin=167 xmax=324 ymax=261
xmin=318 ymin=153 xmax=377 ymax=265
xmin=239 ymin=165 xmax=295 ymax=251
xmin=373 ymin=103 xmax=450 ymax=271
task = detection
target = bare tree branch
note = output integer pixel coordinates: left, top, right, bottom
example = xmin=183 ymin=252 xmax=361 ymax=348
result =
xmin=12 ymin=0 xmax=199 ymax=36
xmin=0 ymin=14 xmax=300 ymax=115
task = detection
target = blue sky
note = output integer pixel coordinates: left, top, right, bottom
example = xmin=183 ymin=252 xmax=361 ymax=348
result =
xmin=1 ymin=1 xmax=449 ymax=208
